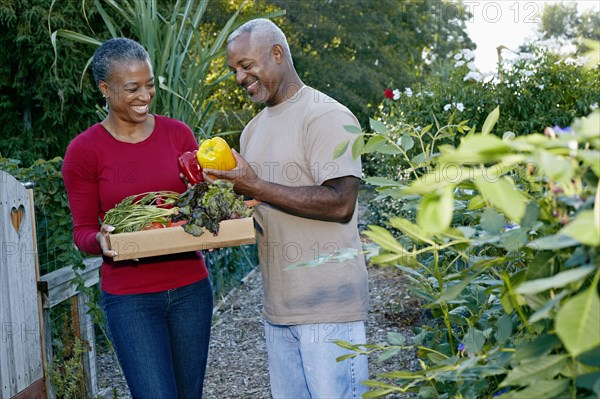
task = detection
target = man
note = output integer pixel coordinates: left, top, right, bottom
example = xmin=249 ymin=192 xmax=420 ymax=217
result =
xmin=204 ymin=18 xmax=369 ymax=398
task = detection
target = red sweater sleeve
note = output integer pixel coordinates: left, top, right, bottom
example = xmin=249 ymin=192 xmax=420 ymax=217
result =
xmin=62 ymin=132 xmax=103 ymax=255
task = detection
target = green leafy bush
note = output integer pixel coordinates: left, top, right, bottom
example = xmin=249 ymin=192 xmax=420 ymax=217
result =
xmin=366 ymin=43 xmax=599 ymax=180
xmin=338 ymin=107 xmax=599 ymax=398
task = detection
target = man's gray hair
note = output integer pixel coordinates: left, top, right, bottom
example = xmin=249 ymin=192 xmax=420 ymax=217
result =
xmin=228 ymin=18 xmax=292 ymax=63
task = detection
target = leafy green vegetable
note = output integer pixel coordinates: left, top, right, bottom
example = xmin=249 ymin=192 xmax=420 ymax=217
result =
xmin=174 ymin=181 xmax=252 ymax=237
xmin=103 ymin=191 xmax=179 ymax=233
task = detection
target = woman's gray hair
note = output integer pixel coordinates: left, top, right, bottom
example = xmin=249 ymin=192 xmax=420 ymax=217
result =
xmin=91 ymin=37 xmax=150 ymax=85
xmin=228 ymin=18 xmax=292 ymax=63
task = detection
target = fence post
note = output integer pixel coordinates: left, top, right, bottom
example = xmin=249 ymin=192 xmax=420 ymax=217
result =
xmin=71 ymin=292 xmax=99 ymax=397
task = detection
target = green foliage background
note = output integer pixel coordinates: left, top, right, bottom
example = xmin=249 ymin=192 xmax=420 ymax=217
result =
xmin=1 ymin=1 xmax=599 ymax=397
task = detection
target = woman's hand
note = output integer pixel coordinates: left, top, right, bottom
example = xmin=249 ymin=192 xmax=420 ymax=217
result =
xmin=96 ymin=224 xmax=118 ymax=258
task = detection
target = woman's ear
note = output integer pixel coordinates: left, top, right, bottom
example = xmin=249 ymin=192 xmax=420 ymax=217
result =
xmin=98 ymin=81 xmax=110 ymax=98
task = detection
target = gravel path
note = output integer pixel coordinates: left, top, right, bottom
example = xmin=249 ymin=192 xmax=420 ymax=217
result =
xmin=97 ymin=264 xmax=421 ymax=398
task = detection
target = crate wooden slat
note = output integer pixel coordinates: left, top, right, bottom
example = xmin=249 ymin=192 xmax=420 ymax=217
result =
xmin=107 ymin=217 xmax=256 ymax=261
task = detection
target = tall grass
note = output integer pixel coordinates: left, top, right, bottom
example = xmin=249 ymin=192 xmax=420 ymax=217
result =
xmin=50 ymin=0 xmax=282 ymax=138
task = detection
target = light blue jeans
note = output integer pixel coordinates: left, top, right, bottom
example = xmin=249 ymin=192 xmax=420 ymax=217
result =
xmin=264 ymin=320 xmax=369 ymax=398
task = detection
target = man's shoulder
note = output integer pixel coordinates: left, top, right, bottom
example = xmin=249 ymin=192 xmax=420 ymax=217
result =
xmin=300 ymin=86 xmax=355 ymax=118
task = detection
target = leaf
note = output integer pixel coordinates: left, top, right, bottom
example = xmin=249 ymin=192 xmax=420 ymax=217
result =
xmin=436 ymin=274 xmax=479 ymax=304
xmin=528 ymin=290 xmax=569 ymax=323
xmin=474 ymin=176 xmax=526 ymax=222
xmin=527 ymin=234 xmax=580 ymax=250
xmin=370 ymin=253 xmax=405 ymax=265
xmin=387 ymin=332 xmax=406 ymax=345
xmin=502 ymin=131 xmax=516 ymax=140
xmin=388 ymin=217 xmax=433 ymax=244
xmin=377 ymin=144 xmax=402 ymax=155
xmin=516 ymin=265 xmax=596 ymax=294
xmin=481 ymin=106 xmax=500 ymax=135
xmin=400 ymin=134 xmax=414 ymax=151
xmin=370 ymin=118 xmax=388 ymax=135
xmin=558 ymin=210 xmax=600 ymax=247
xmin=416 ymin=186 xmax=454 ymax=234
xmin=495 ymin=314 xmax=513 ymax=344
xmin=480 ymin=208 xmax=505 ymax=234
xmin=364 ymin=177 xmax=402 ymax=187
xmin=343 ymin=124 xmax=362 ymax=134
xmin=520 ymin=202 xmax=540 ymax=229
xmin=462 ymin=328 xmax=485 ymax=354
xmin=333 ymin=141 xmax=349 ymax=159
xmin=467 ymin=195 xmax=486 ymax=210
xmin=363 ymin=225 xmax=410 ymax=256
xmin=536 ymin=150 xmax=574 ymax=184
xmin=576 ymin=371 xmax=600 ymax=394
xmin=363 ymin=135 xmax=387 ymax=153
xmin=440 ymin=134 xmax=512 ymax=164
xmin=411 ymin=152 xmax=426 ymax=165
xmin=513 ymin=334 xmax=562 ymax=364
xmin=579 ymin=149 xmax=600 ymax=177
xmin=500 ymin=355 xmax=568 ymax=387
xmin=556 ymin=284 xmax=600 ymax=357
xmin=351 ymin=135 xmax=365 ymax=159
xmin=378 ymin=370 xmax=419 ymax=379
xmin=498 ymin=379 xmax=569 ymax=398
xmin=377 ymin=347 xmax=401 ymax=362
xmin=572 ymin=109 xmax=600 ymax=139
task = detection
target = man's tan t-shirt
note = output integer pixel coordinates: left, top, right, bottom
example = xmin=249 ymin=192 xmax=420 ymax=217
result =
xmin=240 ymin=86 xmax=369 ymax=325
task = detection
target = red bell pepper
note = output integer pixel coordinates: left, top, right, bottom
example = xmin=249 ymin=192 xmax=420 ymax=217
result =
xmin=178 ymin=151 xmax=204 ymax=185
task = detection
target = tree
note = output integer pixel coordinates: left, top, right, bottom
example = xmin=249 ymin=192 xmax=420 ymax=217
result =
xmin=538 ymin=2 xmax=600 ymax=43
xmin=0 ymin=0 xmax=105 ymax=164
xmin=270 ymin=0 xmax=475 ymax=127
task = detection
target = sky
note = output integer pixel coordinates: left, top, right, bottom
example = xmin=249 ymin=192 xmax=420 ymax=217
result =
xmin=464 ymin=0 xmax=600 ymax=73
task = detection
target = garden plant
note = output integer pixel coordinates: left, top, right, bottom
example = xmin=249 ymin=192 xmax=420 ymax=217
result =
xmin=335 ymin=41 xmax=600 ymax=398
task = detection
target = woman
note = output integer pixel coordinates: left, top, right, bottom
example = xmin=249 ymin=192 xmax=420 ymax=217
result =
xmin=62 ymin=37 xmax=212 ymax=399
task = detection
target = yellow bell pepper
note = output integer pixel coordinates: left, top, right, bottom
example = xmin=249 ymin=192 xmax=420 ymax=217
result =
xmin=196 ymin=137 xmax=237 ymax=171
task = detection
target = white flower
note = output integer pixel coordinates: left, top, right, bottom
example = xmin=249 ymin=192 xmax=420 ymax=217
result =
xmin=462 ymin=49 xmax=475 ymax=61
xmin=537 ymin=84 xmax=545 ymax=90
xmin=454 ymin=52 xmax=463 ymax=60
xmin=591 ymin=103 xmax=598 ymax=110
xmin=523 ymin=70 xmax=534 ymax=77
xmin=393 ymin=89 xmax=401 ymax=101
xmin=467 ymin=61 xmax=477 ymax=71
xmin=404 ymin=88 xmax=413 ymax=98
xmin=464 ymin=71 xmax=483 ymax=82
xmin=424 ymin=91 xmax=434 ymax=97
xmin=444 ymin=104 xmax=452 ymax=111
xmin=456 ymin=103 xmax=465 ymax=112
xmin=454 ymin=60 xmax=465 ymax=68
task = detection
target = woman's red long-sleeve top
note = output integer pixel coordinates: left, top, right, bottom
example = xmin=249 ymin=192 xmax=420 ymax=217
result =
xmin=62 ymin=115 xmax=208 ymax=294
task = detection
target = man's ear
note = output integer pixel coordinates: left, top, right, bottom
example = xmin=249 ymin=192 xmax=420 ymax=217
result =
xmin=272 ymin=44 xmax=285 ymax=64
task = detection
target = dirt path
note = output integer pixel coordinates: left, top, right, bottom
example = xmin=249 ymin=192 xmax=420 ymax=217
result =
xmin=97 ymin=265 xmax=420 ymax=398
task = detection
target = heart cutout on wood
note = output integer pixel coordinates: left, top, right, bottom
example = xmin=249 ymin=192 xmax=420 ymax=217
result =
xmin=10 ymin=205 xmax=25 ymax=232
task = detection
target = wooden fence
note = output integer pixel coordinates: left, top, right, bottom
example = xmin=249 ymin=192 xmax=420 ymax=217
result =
xmin=1 ymin=170 xmax=110 ymax=399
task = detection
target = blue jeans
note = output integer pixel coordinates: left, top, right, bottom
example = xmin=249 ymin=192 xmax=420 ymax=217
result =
xmin=101 ymin=278 xmax=213 ymax=399
xmin=264 ymin=320 xmax=369 ymax=398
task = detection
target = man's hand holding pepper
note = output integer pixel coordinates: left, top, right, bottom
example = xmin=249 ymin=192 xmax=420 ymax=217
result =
xmin=202 ymin=149 xmax=263 ymax=199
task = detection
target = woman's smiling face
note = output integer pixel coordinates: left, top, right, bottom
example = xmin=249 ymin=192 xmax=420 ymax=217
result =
xmin=101 ymin=59 xmax=155 ymax=123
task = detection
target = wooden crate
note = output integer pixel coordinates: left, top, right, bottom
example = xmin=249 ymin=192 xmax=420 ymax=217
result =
xmin=107 ymin=217 xmax=255 ymax=261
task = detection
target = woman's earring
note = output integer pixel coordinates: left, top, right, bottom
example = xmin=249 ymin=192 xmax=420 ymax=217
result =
xmin=103 ymin=96 xmax=109 ymax=111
